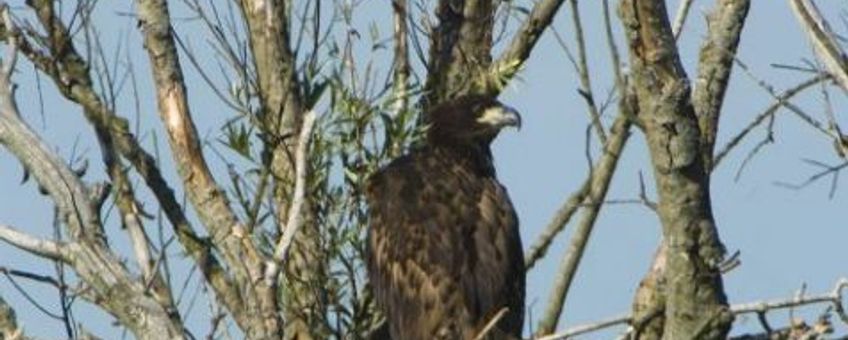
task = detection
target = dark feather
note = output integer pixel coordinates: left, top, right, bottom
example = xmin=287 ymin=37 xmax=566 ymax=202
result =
xmin=366 ymin=96 xmax=524 ymax=340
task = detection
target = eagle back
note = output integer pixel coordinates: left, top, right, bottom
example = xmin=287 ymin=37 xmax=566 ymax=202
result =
xmin=365 ymin=146 xmax=525 ymax=340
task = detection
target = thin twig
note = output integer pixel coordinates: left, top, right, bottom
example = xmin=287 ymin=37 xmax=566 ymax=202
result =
xmin=671 ymin=0 xmax=696 ymax=40
xmin=473 ymin=307 xmax=509 ymax=340
xmin=536 ymin=314 xmax=630 ymax=340
xmin=734 ymin=58 xmax=833 ymax=138
xmin=713 ymin=74 xmax=828 ymax=169
xmin=524 ymin=181 xmax=589 ymax=269
xmin=568 ymin=0 xmax=606 ymax=144
xmin=0 ymin=266 xmax=65 ymax=289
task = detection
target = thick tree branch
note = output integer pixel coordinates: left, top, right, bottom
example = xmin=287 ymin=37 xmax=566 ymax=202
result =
xmin=135 ymin=1 xmax=273 ymax=336
xmin=0 ymin=37 xmax=184 ymax=338
xmin=424 ymin=0 xmax=497 ymax=104
xmin=392 ymin=0 xmax=411 ymax=114
xmin=618 ymin=0 xmax=733 ymax=338
xmin=493 ymin=0 xmax=566 ymax=89
xmin=0 ymin=54 xmax=96 ymax=243
xmin=693 ymin=0 xmax=751 ymax=170
xmin=237 ymin=1 xmax=322 ymax=337
xmin=0 ymin=224 xmax=66 ymax=261
xmin=1 ymin=0 xmax=241 ymax=326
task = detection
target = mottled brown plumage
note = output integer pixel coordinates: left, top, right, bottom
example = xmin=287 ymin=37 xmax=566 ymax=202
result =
xmin=366 ymin=95 xmax=525 ymax=340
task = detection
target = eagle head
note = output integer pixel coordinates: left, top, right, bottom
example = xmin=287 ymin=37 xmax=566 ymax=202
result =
xmin=427 ymin=95 xmax=522 ymax=146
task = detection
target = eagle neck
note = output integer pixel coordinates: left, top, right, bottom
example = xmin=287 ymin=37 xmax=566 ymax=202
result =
xmin=431 ymin=142 xmax=495 ymax=177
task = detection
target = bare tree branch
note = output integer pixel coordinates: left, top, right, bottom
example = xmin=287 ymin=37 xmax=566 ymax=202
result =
xmin=134 ymin=0 xmax=256 ymax=278
xmin=536 ymin=114 xmax=633 ymax=336
xmin=525 ymin=0 xmax=633 ymax=271
xmin=493 ymin=0 xmax=566 ymax=87
xmin=0 ymin=1 xmax=239 ymax=322
xmin=569 ymin=0 xmax=607 ymax=144
xmin=540 ymin=278 xmax=848 ymax=339
xmin=0 ymin=224 xmax=66 ymax=261
xmin=713 ymin=74 xmax=828 ymax=169
xmin=0 ymin=24 xmax=185 ymax=337
xmin=790 ymin=0 xmax=848 ymax=95
xmin=237 ymin=1 xmax=324 ymax=336
xmin=619 ymin=0 xmax=734 ymax=337
xmin=473 ymin=307 xmax=509 ymax=340
xmin=392 ymin=0 xmax=411 ymax=114
xmin=693 ymin=0 xmax=752 ymax=170
xmin=790 ymin=0 xmax=848 ymax=157
xmin=134 ymin=0 xmax=271 ymax=336
xmin=265 ymin=110 xmax=317 ymax=282
xmin=524 ymin=180 xmax=589 ymax=269
xmin=537 ymin=314 xmax=630 ymax=340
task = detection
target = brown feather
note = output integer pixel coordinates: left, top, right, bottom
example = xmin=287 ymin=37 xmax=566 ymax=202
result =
xmin=366 ymin=96 xmax=525 ymax=340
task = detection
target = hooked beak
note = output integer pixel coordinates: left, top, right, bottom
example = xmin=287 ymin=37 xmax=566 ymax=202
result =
xmin=478 ymin=105 xmax=522 ymax=130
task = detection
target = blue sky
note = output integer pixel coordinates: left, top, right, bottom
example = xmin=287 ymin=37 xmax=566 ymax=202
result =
xmin=0 ymin=1 xmax=846 ymax=338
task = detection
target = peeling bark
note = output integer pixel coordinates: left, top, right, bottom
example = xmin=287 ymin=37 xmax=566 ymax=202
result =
xmin=134 ymin=1 xmax=277 ymax=337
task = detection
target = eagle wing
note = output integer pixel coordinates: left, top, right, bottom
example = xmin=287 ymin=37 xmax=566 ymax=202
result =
xmin=366 ymin=151 xmax=524 ymax=340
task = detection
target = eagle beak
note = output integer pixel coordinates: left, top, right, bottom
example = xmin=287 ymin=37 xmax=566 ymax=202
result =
xmin=479 ymin=105 xmax=522 ymax=130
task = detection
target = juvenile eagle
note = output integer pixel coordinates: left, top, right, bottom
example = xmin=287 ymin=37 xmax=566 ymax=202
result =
xmin=366 ymin=95 xmax=525 ymax=339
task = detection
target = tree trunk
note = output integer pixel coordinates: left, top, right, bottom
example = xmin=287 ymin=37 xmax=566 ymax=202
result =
xmin=618 ymin=0 xmax=743 ymax=338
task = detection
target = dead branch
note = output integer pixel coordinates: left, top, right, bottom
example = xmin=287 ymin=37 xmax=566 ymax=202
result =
xmin=537 ymin=314 xmax=630 ymax=340
xmin=135 ymin=0 xmax=270 ymax=335
xmin=0 ymin=0 xmax=238 ymax=321
xmin=0 ymin=266 xmax=65 ymax=290
xmin=525 ymin=0 xmax=635 ymax=271
xmin=569 ymin=0 xmax=607 ymax=144
xmin=541 ymin=278 xmax=848 ymax=339
xmin=790 ymin=0 xmax=848 ymax=157
xmin=524 ymin=181 xmax=589 ymax=269
xmin=0 ymin=20 xmax=184 ymax=336
xmin=536 ymin=114 xmax=633 ymax=336
xmin=0 ymin=224 xmax=66 ymax=261
xmin=473 ymin=307 xmax=509 ymax=340
xmin=693 ymin=0 xmax=752 ymax=170
xmin=494 ymin=0 xmax=566 ymax=85
xmin=790 ymin=0 xmax=848 ymax=95
xmin=713 ymin=74 xmax=829 ymax=170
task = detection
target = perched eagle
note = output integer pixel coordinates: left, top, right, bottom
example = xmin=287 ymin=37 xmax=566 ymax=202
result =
xmin=366 ymin=95 xmax=525 ymax=340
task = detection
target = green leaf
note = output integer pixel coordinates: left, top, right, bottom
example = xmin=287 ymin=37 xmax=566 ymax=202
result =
xmin=306 ymin=80 xmax=330 ymax=110
xmin=221 ymin=123 xmax=253 ymax=161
